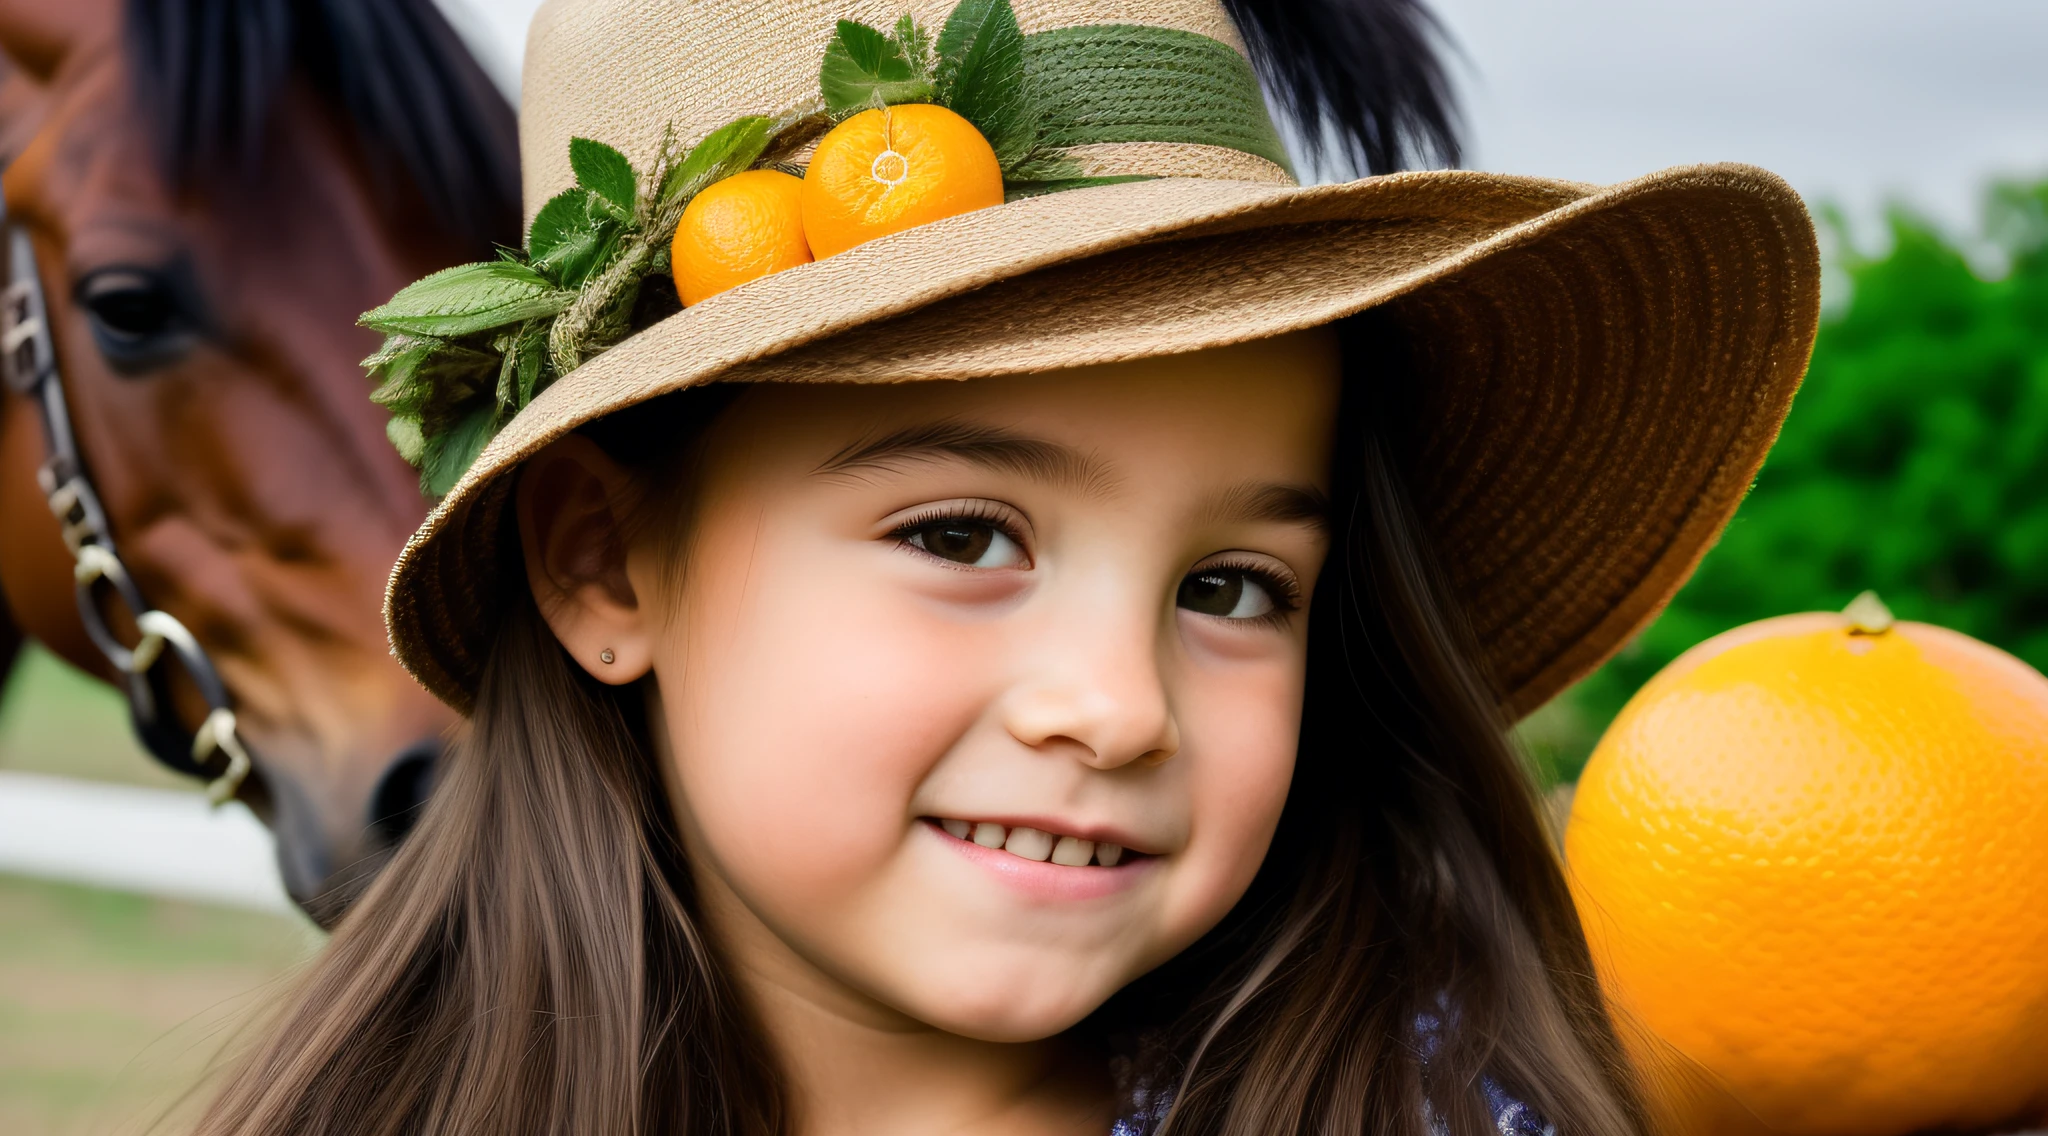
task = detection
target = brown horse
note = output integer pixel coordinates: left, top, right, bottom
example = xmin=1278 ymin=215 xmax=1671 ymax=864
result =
xmin=0 ymin=0 xmax=518 ymax=923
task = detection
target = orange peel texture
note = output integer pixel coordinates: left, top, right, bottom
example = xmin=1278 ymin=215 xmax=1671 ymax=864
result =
xmin=1566 ymin=613 xmax=2048 ymax=1136
xmin=800 ymin=104 xmax=1003 ymax=260
xmin=672 ymin=169 xmax=813 ymax=306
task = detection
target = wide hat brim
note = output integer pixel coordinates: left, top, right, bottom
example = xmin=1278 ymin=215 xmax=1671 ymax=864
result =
xmin=387 ymin=164 xmax=1819 ymax=718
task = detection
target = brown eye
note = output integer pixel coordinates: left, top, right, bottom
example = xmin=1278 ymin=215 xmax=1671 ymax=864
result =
xmin=75 ymin=267 xmax=199 ymax=372
xmin=903 ymin=519 xmax=1026 ymax=568
xmin=1178 ymin=568 xmax=1278 ymax=619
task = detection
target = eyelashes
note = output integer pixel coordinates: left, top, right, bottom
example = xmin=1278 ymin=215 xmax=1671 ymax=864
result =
xmin=886 ymin=502 xmax=1303 ymax=624
xmin=1184 ymin=556 xmax=1303 ymax=623
xmin=887 ymin=500 xmax=1025 ymax=542
xmin=888 ymin=502 xmax=1032 ymax=570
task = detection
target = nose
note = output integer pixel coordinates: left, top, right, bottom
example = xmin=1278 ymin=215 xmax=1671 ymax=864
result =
xmin=1002 ymin=608 xmax=1180 ymax=769
xmin=266 ymin=736 xmax=443 ymax=927
xmin=368 ymin=737 xmax=441 ymax=847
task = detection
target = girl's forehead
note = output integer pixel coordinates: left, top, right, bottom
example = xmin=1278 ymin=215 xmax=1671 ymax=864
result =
xmin=725 ymin=329 xmax=1343 ymax=472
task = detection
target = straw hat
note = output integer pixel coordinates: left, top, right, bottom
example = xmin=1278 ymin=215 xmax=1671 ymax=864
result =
xmin=381 ymin=0 xmax=1820 ymax=718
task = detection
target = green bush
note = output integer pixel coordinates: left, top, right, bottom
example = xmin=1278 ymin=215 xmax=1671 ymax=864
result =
xmin=1525 ymin=180 xmax=2048 ymax=785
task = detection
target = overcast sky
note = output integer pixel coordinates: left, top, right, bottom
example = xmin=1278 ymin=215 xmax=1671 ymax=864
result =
xmin=436 ymin=0 xmax=2048 ymax=251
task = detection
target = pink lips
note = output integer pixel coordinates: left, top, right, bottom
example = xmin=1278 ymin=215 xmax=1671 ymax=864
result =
xmin=925 ymin=820 xmax=1152 ymax=901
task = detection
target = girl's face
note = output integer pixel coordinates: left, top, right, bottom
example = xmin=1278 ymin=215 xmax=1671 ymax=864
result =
xmin=530 ymin=331 xmax=1339 ymax=1043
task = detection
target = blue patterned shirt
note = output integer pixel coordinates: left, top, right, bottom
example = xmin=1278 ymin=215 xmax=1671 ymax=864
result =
xmin=1110 ymin=1078 xmax=1553 ymax=1136
xmin=1109 ymin=1010 xmax=1555 ymax=1136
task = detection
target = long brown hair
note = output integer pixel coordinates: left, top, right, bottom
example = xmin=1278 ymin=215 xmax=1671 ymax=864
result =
xmin=1105 ymin=314 xmax=1643 ymax=1134
xmin=195 ymin=317 xmax=1643 ymax=1136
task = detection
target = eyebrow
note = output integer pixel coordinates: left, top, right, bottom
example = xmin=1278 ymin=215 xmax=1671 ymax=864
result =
xmin=1203 ymin=480 xmax=1333 ymax=533
xmin=813 ymin=420 xmax=1330 ymax=532
xmin=813 ymin=420 xmax=1116 ymax=495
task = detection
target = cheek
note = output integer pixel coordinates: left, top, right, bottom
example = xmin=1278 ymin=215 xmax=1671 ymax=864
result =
xmin=1161 ymin=655 xmax=1304 ymax=943
xmin=657 ymin=531 xmax=998 ymax=906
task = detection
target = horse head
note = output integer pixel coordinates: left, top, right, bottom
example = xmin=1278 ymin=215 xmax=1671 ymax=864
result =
xmin=0 ymin=0 xmax=519 ymax=924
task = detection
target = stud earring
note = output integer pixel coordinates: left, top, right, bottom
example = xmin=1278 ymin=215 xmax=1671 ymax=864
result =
xmin=598 ymin=648 xmax=616 ymax=665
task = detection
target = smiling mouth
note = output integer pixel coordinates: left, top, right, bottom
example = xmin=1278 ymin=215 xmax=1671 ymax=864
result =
xmin=927 ymin=818 xmax=1132 ymax=867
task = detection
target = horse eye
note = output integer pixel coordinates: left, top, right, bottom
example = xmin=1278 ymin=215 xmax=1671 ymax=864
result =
xmin=75 ymin=269 xmax=197 ymax=371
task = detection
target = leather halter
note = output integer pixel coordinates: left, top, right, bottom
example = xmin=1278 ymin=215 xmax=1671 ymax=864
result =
xmin=1 ymin=212 xmax=251 ymax=804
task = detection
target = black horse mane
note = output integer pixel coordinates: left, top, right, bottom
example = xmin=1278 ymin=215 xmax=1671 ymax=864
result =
xmin=1225 ymin=0 xmax=1461 ymax=176
xmin=125 ymin=0 xmax=521 ymax=254
xmin=119 ymin=0 xmax=1451 ymax=260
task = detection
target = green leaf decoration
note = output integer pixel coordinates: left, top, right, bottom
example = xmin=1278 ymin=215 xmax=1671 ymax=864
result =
xmin=528 ymin=189 xmax=626 ymax=290
xmin=527 ymin=189 xmax=592 ymax=262
xmin=421 ymin=401 xmax=501 ymax=497
xmin=820 ymin=18 xmax=935 ymax=115
xmin=833 ymin=20 xmax=901 ymax=83
xmin=492 ymin=320 xmax=551 ymax=410
xmin=360 ymin=261 xmax=576 ymax=339
xmin=935 ymin=0 xmax=1035 ymax=167
xmin=361 ymin=0 xmax=1305 ymax=502
xmin=569 ymin=137 xmax=636 ymax=216
xmin=367 ymin=114 xmax=797 ymax=495
xmin=363 ymin=333 xmax=438 ymax=388
xmin=514 ymin=323 xmax=546 ymax=406
xmin=895 ymin=13 xmax=934 ymax=82
xmin=493 ymin=328 xmax=522 ymax=409
xmin=385 ymin=416 xmax=425 ymax=466
xmin=553 ymin=219 xmax=624 ymax=290
xmin=367 ymin=342 xmax=438 ymax=414
xmin=368 ymin=336 xmax=494 ymax=417
xmin=659 ymin=115 xmax=778 ymax=208
xmin=363 ymin=331 xmax=432 ymax=369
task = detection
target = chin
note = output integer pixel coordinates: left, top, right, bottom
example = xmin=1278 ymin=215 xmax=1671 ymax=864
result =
xmin=895 ymin=968 xmax=1117 ymax=1043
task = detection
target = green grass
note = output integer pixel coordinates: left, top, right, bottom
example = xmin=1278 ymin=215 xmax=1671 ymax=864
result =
xmin=1 ymin=648 xmax=317 ymax=1133
xmin=0 ymin=646 xmax=188 ymax=791
xmin=0 ymin=873 xmax=318 ymax=1136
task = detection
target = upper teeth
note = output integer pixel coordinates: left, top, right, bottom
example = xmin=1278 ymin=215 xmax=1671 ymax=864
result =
xmin=938 ymin=818 xmax=1124 ymax=867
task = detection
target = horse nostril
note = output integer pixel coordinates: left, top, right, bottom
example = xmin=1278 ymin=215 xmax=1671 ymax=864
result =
xmin=369 ymin=740 xmax=440 ymax=847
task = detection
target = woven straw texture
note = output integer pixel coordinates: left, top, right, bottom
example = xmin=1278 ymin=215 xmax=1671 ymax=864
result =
xmin=520 ymin=0 xmax=1257 ymax=222
xmin=390 ymin=0 xmax=1821 ymax=719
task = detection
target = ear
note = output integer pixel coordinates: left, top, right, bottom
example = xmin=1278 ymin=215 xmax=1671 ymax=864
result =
xmin=0 ymin=0 xmax=117 ymax=82
xmin=518 ymin=435 xmax=654 ymax=684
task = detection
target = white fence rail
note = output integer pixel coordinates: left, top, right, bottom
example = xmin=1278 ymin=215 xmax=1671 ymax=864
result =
xmin=0 ymin=771 xmax=293 ymax=913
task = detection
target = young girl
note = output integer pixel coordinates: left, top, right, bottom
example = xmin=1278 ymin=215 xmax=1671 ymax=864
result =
xmin=197 ymin=0 xmax=1818 ymax=1132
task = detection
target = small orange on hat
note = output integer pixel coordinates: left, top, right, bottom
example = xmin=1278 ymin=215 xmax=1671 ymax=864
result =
xmin=359 ymin=0 xmax=1823 ymax=721
xmin=801 ymin=104 xmax=1003 ymax=259
xmin=672 ymin=169 xmax=813 ymax=306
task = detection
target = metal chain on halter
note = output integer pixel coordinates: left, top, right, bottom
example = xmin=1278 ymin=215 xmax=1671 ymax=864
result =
xmin=0 ymin=213 xmax=250 ymax=805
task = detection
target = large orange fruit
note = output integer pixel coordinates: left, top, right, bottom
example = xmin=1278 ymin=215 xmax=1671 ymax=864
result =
xmin=800 ymin=104 xmax=1003 ymax=259
xmin=1566 ymin=600 xmax=2048 ymax=1136
xmin=672 ymin=169 xmax=812 ymax=306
